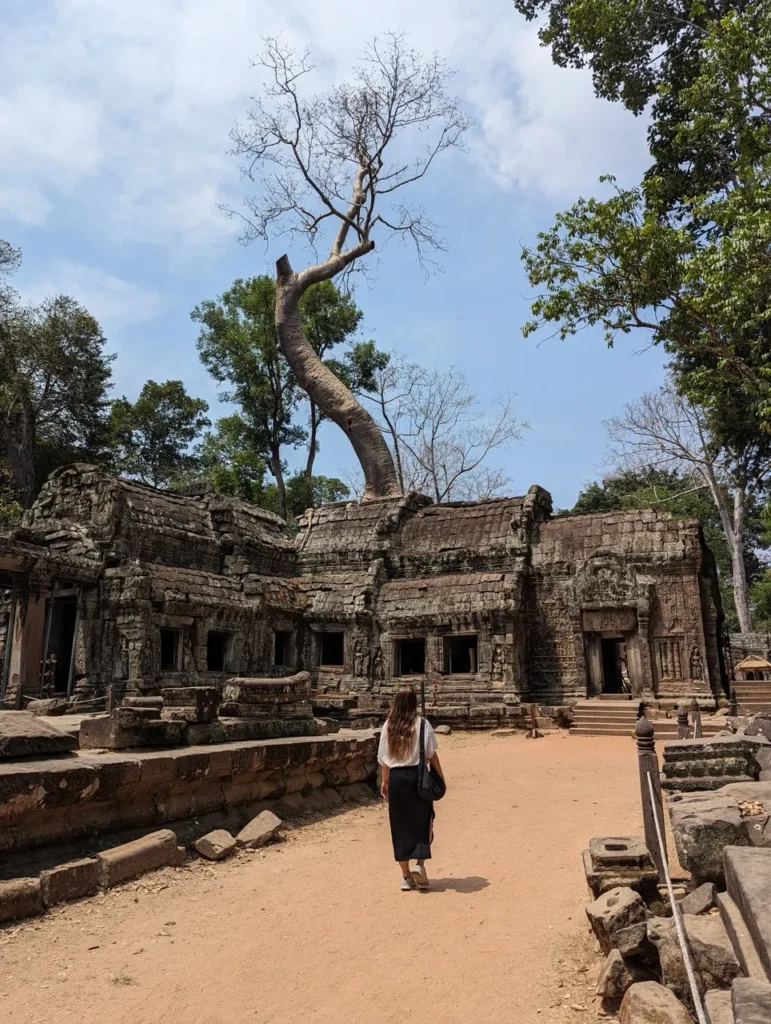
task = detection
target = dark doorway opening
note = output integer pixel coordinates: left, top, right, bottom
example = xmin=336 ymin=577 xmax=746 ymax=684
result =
xmin=206 ymin=631 xmax=231 ymax=672
xmin=601 ymin=638 xmax=623 ymax=694
xmin=46 ymin=597 xmax=77 ymax=693
xmin=274 ymin=630 xmax=293 ymax=667
xmin=396 ymin=638 xmax=425 ymax=676
xmin=160 ymin=629 xmax=180 ymax=672
xmin=443 ymin=634 xmax=478 ymax=674
xmin=319 ymin=631 xmax=344 ymax=667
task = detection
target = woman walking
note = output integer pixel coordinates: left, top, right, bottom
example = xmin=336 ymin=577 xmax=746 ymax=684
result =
xmin=378 ymin=685 xmax=445 ymax=891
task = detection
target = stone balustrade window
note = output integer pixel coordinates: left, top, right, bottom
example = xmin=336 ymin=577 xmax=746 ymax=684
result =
xmin=443 ymin=634 xmax=478 ymax=674
xmin=160 ymin=628 xmax=180 ymax=672
xmin=395 ymin=637 xmax=425 ymax=677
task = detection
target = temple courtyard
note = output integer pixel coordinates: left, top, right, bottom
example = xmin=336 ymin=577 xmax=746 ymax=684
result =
xmin=0 ymin=732 xmax=647 ymax=1024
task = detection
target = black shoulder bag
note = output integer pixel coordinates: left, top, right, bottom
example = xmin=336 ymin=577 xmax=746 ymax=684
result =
xmin=417 ymin=718 xmax=446 ymax=802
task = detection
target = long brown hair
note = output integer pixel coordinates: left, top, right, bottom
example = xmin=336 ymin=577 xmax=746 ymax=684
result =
xmin=386 ymin=685 xmax=419 ymax=760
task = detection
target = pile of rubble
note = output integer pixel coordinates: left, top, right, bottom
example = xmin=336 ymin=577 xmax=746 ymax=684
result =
xmin=581 ymin=731 xmax=771 ymax=1022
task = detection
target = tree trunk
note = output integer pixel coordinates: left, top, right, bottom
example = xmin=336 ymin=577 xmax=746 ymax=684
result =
xmin=731 ymin=487 xmax=753 ymax=634
xmin=275 ymin=257 xmax=400 ymax=501
xmin=0 ymin=416 xmax=36 ymax=508
xmin=269 ymin=444 xmax=287 ymax=521
xmin=305 ymin=403 xmax=318 ymax=483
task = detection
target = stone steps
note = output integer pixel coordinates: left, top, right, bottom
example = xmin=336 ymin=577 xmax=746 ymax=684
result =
xmin=718 ymin=892 xmax=768 ymax=982
xmin=571 ymin=699 xmax=724 ymax=738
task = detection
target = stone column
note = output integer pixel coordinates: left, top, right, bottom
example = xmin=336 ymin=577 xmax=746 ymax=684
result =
xmin=637 ymin=613 xmax=656 ymax=699
xmin=8 ymin=591 xmax=48 ymax=704
xmin=636 ymin=716 xmax=665 ymax=880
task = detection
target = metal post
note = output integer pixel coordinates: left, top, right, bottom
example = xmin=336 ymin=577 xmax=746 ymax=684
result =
xmin=1 ymin=595 xmax=17 ymax=703
xmin=636 ymin=716 xmax=666 ymax=880
xmin=730 ymin=686 xmax=738 ymax=718
xmin=677 ymin=701 xmax=690 ymax=739
xmin=690 ymin=697 xmax=702 ymax=739
xmin=66 ymin=586 xmax=82 ymax=699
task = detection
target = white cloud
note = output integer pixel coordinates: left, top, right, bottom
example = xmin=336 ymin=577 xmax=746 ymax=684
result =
xmin=25 ymin=262 xmax=163 ymax=331
xmin=0 ymin=1 xmax=648 ymax=252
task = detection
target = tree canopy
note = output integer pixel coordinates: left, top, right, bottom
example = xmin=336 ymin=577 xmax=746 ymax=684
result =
xmin=109 ymin=379 xmax=210 ymax=489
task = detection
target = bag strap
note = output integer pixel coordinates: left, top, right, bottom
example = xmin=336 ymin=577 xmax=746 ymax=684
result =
xmin=419 ymin=717 xmax=426 ymax=766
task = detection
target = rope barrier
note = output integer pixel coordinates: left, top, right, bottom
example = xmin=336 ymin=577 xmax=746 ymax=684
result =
xmin=646 ymin=770 xmax=708 ymax=1024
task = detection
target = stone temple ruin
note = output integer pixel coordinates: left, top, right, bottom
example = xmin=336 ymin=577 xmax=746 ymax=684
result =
xmin=0 ymin=462 xmax=726 ymax=728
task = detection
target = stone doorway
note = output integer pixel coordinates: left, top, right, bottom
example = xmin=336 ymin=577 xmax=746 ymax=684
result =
xmin=600 ymin=637 xmax=625 ymax=695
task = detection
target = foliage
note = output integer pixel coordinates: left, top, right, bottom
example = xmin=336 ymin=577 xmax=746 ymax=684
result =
xmin=196 ymin=415 xmax=268 ymax=503
xmin=0 ymin=287 xmax=114 ymax=507
xmin=511 ymin=0 xmax=760 ymax=212
xmin=0 ymin=460 xmax=22 ymax=528
xmin=109 ymin=380 xmax=210 ymax=489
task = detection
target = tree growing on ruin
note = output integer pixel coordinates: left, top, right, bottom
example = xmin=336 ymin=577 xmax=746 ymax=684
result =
xmin=352 ymin=354 xmax=527 ymax=502
xmin=109 ymin=379 xmax=210 ymax=489
xmin=0 ymin=292 xmax=113 ymax=508
xmin=230 ymin=34 xmax=471 ymax=500
xmin=605 ymin=383 xmax=771 ymax=633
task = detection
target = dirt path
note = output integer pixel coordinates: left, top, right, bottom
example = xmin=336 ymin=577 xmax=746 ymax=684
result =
xmin=0 ymin=733 xmax=647 ymax=1024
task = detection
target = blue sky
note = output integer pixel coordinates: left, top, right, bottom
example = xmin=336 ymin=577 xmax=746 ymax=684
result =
xmin=1 ymin=0 xmax=668 ymax=510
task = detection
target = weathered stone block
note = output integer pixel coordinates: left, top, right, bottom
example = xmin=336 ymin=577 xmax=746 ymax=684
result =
xmin=586 ymin=886 xmax=647 ymax=955
xmin=668 ymin=790 xmax=748 ymax=883
xmin=26 ymin=698 xmax=67 ymax=716
xmin=40 ymin=858 xmax=99 ymax=906
xmin=732 ymin=977 xmax=771 ymax=1024
xmin=704 ymin=989 xmax=733 ymax=1024
xmin=235 ymin=810 xmax=282 ymax=849
xmin=648 ymin=915 xmax=741 ymax=1000
xmin=583 ymin=837 xmax=659 ymax=897
xmin=194 ymin=829 xmax=236 ymax=861
xmin=680 ymin=881 xmax=717 ymax=916
xmin=0 ymin=711 xmax=77 ymax=759
xmin=0 ymin=877 xmax=42 ymax=922
xmin=596 ymin=950 xmax=654 ymax=1000
xmin=724 ymin=846 xmax=771 ymax=981
xmin=97 ymin=829 xmax=186 ymax=888
xmin=618 ymin=982 xmax=693 ymax=1023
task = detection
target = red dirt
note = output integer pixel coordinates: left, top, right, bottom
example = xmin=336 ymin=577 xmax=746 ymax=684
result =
xmin=0 ymin=732 xmax=649 ymax=1024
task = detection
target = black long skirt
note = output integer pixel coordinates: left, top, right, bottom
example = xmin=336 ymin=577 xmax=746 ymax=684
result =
xmin=388 ymin=766 xmax=433 ymax=862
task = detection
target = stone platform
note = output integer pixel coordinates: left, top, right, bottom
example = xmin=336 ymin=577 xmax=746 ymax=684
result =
xmin=0 ymin=729 xmax=378 ymax=856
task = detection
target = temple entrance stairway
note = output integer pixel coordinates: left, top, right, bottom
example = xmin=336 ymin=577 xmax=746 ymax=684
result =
xmin=571 ymin=697 xmax=725 ymax=738
xmin=733 ymin=679 xmax=771 ymax=714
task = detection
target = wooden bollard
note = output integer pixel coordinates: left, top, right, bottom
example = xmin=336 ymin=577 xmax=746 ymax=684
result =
xmin=636 ymin=716 xmax=666 ymax=880
xmin=690 ymin=698 xmax=702 ymax=739
xmin=677 ymin=701 xmax=690 ymax=740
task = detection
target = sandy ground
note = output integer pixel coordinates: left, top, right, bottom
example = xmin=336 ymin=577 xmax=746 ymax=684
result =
xmin=0 ymin=732 xmax=656 ymax=1024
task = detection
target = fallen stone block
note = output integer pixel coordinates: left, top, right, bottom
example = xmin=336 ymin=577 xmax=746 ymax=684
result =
xmin=122 ymin=696 xmax=164 ymax=710
xmin=615 ymin=922 xmax=651 ymax=957
xmin=236 ymin=810 xmax=282 ymax=850
xmin=194 ymin=830 xmax=237 ymax=862
xmin=0 ymin=711 xmax=77 ymax=759
xmin=97 ymin=829 xmax=186 ymax=888
xmin=586 ymin=886 xmax=647 ymax=955
xmin=435 ymin=725 xmax=452 ymax=735
xmin=724 ymin=846 xmax=771 ymax=980
xmin=583 ymin=836 xmax=659 ymax=898
xmin=648 ymin=914 xmax=741 ymax=1001
xmin=596 ymin=950 xmax=654 ymax=1000
xmin=680 ymin=881 xmax=717 ymax=916
xmin=732 ymin=977 xmax=771 ymax=1024
xmin=0 ymin=877 xmax=42 ymax=922
xmin=161 ymin=686 xmax=219 ymax=723
xmin=704 ymin=990 xmax=734 ymax=1024
xmin=40 ymin=857 xmax=100 ymax=906
xmin=662 ymin=736 xmax=770 ymax=792
xmin=26 ymin=698 xmax=67 ymax=717
xmin=668 ymin=789 xmax=749 ymax=883
xmin=619 ymin=982 xmax=692 ymax=1023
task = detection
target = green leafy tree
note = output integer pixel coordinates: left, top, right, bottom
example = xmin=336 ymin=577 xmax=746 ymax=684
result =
xmin=193 ymin=275 xmax=369 ymax=520
xmin=0 ymin=291 xmax=113 ymax=508
xmin=510 ymin=0 xmax=760 ymax=213
xmin=109 ymin=380 xmax=210 ymax=489
xmin=197 ymin=416 xmax=268 ymax=503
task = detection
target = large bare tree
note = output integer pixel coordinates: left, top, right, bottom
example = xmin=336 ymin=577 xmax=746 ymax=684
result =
xmin=357 ymin=355 xmax=527 ymax=503
xmin=230 ymin=34 xmax=471 ymax=500
xmin=606 ymin=384 xmax=771 ymax=633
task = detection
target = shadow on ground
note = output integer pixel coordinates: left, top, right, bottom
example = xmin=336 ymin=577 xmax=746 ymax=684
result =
xmin=425 ymin=876 xmax=490 ymax=894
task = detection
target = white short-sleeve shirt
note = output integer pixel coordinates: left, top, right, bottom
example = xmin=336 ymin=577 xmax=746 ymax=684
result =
xmin=378 ymin=716 xmax=437 ymax=768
